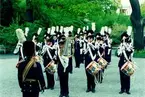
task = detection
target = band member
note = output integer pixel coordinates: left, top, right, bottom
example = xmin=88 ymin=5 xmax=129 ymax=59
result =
xmin=17 ymin=41 xmax=45 ymax=97
xmin=32 ymin=33 xmax=42 ymax=56
xmin=79 ymin=31 xmax=85 ymax=63
xmin=104 ymin=28 xmax=112 ymax=65
xmin=68 ymin=31 xmax=73 ymax=73
xmin=14 ymin=28 xmax=26 ymax=61
xmin=57 ymin=37 xmax=71 ymax=97
xmin=74 ymin=34 xmax=81 ymax=68
xmin=42 ymin=36 xmax=56 ymax=90
xmin=95 ymin=34 xmax=105 ymax=83
xmin=84 ymin=31 xmax=96 ymax=93
xmin=117 ymin=32 xmax=134 ymax=94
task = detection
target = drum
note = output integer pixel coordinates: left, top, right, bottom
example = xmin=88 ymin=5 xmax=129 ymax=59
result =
xmin=121 ymin=61 xmax=135 ymax=76
xmin=97 ymin=57 xmax=108 ymax=69
xmin=45 ymin=60 xmax=56 ymax=74
xmin=86 ymin=61 xmax=101 ymax=75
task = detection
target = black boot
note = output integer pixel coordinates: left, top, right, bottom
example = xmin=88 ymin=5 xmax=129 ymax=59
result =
xmin=91 ymin=88 xmax=96 ymax=93
xmin=119 ymin=91 xmax=124 ymax=94
xmin=86 ymin=89 xmax=91 ymax=92
xmin=126 ymin=91 xmax=131 ymax=94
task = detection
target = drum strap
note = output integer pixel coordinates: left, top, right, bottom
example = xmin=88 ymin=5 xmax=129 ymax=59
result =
xmin=22 ymin=57 xmax=35 ymax=82
xmin=58 ymin=48 xmax=69 ymax=72
xmin=95 ymin=42 xmax=101 ymax=57
xmin=88 ymin=43 xmax=96 ymax=61
xmin=107 ymin=38 xmax=112 ymax=55
xmin=46 ymin=46 xmax=53 ymax=60
xmin=122 ymin=48 xmax=130 ymax=61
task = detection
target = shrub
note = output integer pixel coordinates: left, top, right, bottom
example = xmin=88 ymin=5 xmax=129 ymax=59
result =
xmin=133 ymin=50 xmax=145 ymax=58
xmin=111 ymin=24 xmax=128 ymax=45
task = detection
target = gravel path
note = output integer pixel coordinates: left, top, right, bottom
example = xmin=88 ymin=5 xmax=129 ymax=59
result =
xmin=0 ymin=54 xmax=145 ymax=97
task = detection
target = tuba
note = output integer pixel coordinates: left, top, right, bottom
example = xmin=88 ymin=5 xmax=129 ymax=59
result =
xmin=58 ymin=37 xmax=73 ymax=72
xmin=61 ymin=37 xmax=74 ymax=57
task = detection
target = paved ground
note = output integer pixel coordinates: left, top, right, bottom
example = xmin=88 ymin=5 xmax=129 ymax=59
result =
xmin=0 ymin=54 xmax=145 ymax=97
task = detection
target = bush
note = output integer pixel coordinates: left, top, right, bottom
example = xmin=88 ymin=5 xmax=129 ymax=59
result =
xmin=133 ymin=50 xmax=145 ymax=58
xmin=0 ymin=24 xmax=19 ymax=53
xmin=0 ymin=0 xmax=132 ymax=53
xmin=111 ymin=24 xmax=127 ymax=45
xmin=0 ymin=21 xmax=46 ymax=53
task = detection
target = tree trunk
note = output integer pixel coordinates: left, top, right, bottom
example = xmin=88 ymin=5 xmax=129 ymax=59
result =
xmin=1 ymin=0 xmax=13 ymax=26
xmin=26 ymin=0 xmax=33 ymax=22
xmin=129 ymin=0 xmax=144 ymax=50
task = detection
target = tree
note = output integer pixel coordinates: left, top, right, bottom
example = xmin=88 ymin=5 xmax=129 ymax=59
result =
xmin=0 ymin=0 xmax=13 ymax=26
xmin=129 ymin=0 xmax=144 ymax=50
xmin=141 ymin=3 xmax=145 ymax=17
xmin=26 ymin=0 xmax=33 ymax=22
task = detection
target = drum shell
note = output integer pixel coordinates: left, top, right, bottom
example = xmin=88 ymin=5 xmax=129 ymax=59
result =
xmin=121 ymin=61 xmax=135 ymax=76
xmin=86 ymin=61 xmax=101 ymax=75
xmin=45 ymin=61 xmax=56 ymax=74
xmin=97 ymin=57 xmax=108 ymax=69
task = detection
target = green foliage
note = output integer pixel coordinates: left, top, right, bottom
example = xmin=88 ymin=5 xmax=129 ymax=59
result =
xmin=133 ymin=50 xmax=145 ymax=58
xmin=0 ymin=24 xmax=19 ymax=52
xmin=111 ymin=24 xmax=127 ymax=45
xmin=0 ymin=21 xmax=45 ymax=53
xmin=141 ymin=3 xmax=145 ymax=17
xmin=0 ymin=0 xmax=132 ymax=53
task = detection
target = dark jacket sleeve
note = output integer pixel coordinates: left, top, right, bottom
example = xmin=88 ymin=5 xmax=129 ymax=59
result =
xmin=18 ymin=62 xmax=24 ymax=88
xmin=36 ymin=62 xmax=45 ymax=89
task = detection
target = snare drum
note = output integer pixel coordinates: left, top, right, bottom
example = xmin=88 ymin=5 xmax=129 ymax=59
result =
xmin=86 ymin=61 xmax=101 ymax=75
xmin=121 ymin=61 xmax=135 ymax=76
xmin=45 ymin=60 xmax=56 ymax=74
xmin=97 ymin=57 xmax=108 ymax=69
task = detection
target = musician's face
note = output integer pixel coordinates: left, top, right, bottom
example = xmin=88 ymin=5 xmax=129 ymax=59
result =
xmin=53 ymin=36 xmax=57 ymax=40
xmin=80 ymin=36 xmax=83 ymax=39
xmin=88 ymin=38 xmax=93 ymax=43
xmin=75 ymin=37 xmax=79 ymax=41
xmin=59 ymin=44 xmax=64 ymax=49
xmin=123 ymin=36 xmax=127 ymax=41
xmin=47 ymin=42 xmax=52 ymax=46
xmin=100 ymin=40 xmax=103 ymax=44
xmin=96 ymin=39 xmax=100 ymax=43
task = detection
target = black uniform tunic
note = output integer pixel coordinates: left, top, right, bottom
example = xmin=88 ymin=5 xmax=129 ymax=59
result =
xmin=18 ymin=58 xmax=45 ymax=97
xmin=74 ymin=40 xmax=81 ymax=68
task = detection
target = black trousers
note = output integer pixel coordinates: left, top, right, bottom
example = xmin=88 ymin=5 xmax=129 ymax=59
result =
xmin=69 ymin=57 xmax=73 ymax=73
xmin=58 ymin=72 xmax=69 ymax=96
xmin=85 ymin=70 xmax=95 ymax=90
xmin=119 ymin=69 xmax=130 ymax=92
xmin=80 ymin=54 xmax=84 ymax=63
xmin=74 ymin=55 xmax=80 ymax=68
xmin=46 ymin=72 xmax=55 ymax=88
xmin=23 ymin=92 xmax=39 ymax=97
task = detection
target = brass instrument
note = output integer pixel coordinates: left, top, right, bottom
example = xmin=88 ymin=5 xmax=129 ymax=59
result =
xmin=61 ymin=37 xmax=74 ymax=57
